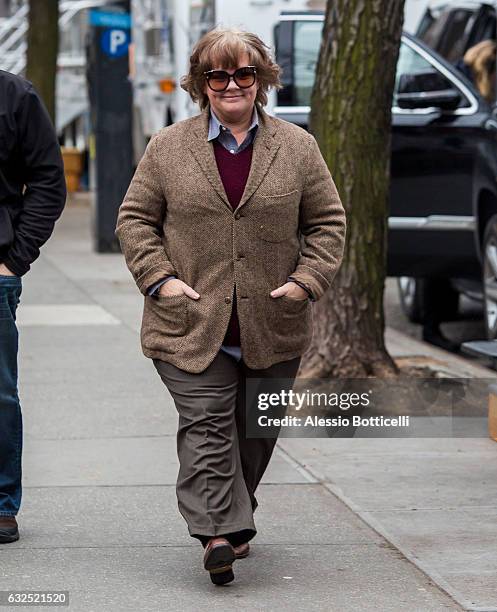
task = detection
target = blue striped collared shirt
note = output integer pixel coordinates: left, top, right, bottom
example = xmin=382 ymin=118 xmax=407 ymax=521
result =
xmin=207 ymin=105 xmax=259 ymax=153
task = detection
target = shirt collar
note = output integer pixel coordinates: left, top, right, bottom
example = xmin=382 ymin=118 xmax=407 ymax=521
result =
xmin=207 ymin=105 xmax=259 ymax=141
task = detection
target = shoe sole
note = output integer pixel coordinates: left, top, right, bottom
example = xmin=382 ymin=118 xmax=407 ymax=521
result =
xmin=210 ymin=568 xmax=234 ymax=585
xmin=0 ymin=531 xmax=19 ymax=544
xmin=204 ymin=543 xmax=235 ymax=585
xmin=204 ymin=543 xmax=235 ymax=571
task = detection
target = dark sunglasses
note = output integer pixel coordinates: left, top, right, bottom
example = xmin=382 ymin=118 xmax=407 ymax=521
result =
xmin=203 ymin=66 xmax=257 ymax=92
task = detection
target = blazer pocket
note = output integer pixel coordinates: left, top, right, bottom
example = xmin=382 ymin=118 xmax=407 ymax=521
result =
xmin=257 ymin=191 xmax=300 ymax=243
xmin=279 ymin=294 xmax=309 ymax=305
xmin=146 ymin=293 xmax=188 ymax=337
xmin=269 ymin=295 xmax=312 ymax=353
xmin=259 ymin=189 xmax=299 ymax=199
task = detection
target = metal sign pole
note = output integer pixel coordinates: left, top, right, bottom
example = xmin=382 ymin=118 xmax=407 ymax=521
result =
xmin=87 ymin=1 xmax=133 ymax=253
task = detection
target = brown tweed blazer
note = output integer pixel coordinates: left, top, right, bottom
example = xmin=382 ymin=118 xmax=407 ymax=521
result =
xmin=115 ymin=103 xmax=346 ymax=373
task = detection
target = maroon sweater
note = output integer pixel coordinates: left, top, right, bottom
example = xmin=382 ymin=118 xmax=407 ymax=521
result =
xmin=213 ymin=140 xmax=253 ymax=346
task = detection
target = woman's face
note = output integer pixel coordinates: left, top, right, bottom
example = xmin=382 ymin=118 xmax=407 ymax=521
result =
xmin=203 ymin=51 xmax=258 ymax=123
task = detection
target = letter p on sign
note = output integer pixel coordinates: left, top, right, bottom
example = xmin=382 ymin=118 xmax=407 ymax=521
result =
xmin=110 ymin=29 xmax=126 ymax=54
xmin=101 ymin=28 xmax=130 ymax=58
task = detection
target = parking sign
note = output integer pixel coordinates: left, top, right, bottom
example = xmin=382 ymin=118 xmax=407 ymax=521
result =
xmin=101 ymin=28 xmax=130 ymax=58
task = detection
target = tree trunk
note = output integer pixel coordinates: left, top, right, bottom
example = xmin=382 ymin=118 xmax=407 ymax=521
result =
xmin=300 ymin=0 xmax=405 ymax=379
xmin=26 ymin=0 xmax=59 ymax=125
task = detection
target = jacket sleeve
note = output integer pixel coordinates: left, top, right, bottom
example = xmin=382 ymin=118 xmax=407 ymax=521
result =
xmin=2 ymin=85 xmax=67 ymax=276
xmin=148 ymin=275 xmax=177 ymax=296
xmin=115 ymin=134 xmax=177 ymax=295
xmin=289 ymin=133 xmax=346 ymax=301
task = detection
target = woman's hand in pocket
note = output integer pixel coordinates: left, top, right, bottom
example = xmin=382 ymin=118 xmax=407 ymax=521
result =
xmin=158 ymin=278 xmax=200 ymax=300
xmin=270 ymin=281 xmax=308 ymax=301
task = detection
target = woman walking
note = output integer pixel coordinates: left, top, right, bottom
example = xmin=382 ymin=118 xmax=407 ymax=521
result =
xmin=115 ymin=27 xmax=346 ymax=585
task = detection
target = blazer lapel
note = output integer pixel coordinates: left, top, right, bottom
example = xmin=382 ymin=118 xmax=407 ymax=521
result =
xmin=237 ymin=105 xmax=280 ymax=212
xmin=188 ymin=106 xmax=231 ymax=211
xmin=187 ymin=103 xmax=281 ymax=213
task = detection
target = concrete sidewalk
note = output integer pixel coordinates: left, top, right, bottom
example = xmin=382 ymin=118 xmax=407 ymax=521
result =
xmin=1 ymin=197 xmax=495 ymax=611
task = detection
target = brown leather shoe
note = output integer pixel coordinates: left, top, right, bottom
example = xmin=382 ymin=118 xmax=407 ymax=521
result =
xmin=203 ymin=537 xmax=235 ymax=585
xmin=233 ymin=542 xmax=250 ymax=559
xmin=0 ymin=516 xmax=19 ymax=544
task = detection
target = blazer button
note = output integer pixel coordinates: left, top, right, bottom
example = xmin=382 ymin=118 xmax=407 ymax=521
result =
xmin=225 ymin=297 xmax=231 ymax=304
xmin=234 ymin=212 xmax=241 ymax=220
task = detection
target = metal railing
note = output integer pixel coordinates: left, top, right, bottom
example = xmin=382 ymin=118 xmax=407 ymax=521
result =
xmin=0 ymin=0 xmax=109 ymax=75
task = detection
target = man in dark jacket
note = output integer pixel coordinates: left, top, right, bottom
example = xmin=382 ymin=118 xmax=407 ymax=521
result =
xmin=0 ymin=70 xmax=66 ymax=543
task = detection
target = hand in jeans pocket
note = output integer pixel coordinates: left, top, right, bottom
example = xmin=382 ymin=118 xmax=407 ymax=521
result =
xmin=0 ymin=262 xmax=16 ymax=277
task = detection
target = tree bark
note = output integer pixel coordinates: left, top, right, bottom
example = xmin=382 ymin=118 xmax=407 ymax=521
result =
xmin=26 ymin=0 xmax=59 ymax=124
xmin=302 ymin=0 xmax=405 ymax=378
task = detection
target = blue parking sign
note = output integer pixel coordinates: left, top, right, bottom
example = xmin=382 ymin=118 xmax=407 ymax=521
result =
xmin=101 ymin=28 xmax=130 ymax=58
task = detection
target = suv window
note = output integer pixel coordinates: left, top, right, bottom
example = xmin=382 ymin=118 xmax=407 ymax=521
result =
xmin=440 ymin=9 xmax=474 ymax=61
xmin=475 ymin=16 xmax=496 ymax=43
xmin=419 ymin=8 xmax=474 ymax=59
xmin=417 ymin=6 xmax=496 ymax=64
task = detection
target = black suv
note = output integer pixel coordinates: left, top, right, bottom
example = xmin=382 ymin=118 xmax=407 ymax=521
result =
xmin=274 ymin=9 xmax=497 ymax=340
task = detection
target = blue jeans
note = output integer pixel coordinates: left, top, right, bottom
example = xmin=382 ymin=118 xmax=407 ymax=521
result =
xmin=0 ymin=274 xmax=22 ymax=516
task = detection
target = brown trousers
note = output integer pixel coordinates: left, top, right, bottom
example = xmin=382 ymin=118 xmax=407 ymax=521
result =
xmin=153 ymin=351 xmax=301 ymax=548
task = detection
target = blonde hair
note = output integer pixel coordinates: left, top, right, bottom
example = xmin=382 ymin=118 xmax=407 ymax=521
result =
xmin=180 ymin=27 xmax=282 ymax=109
xmin=463 ymin=39 xmax=496 ymax=103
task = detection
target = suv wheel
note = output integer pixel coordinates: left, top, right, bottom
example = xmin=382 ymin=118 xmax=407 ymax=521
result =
xmin=397 ymin=277 xmax=423 ymax=323
xmin=397 ymin=276 xmax=459 ymax=324
xmin=483 ymin=215 xmax=497 ymax=339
